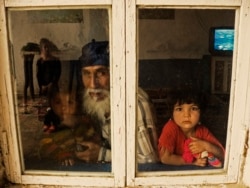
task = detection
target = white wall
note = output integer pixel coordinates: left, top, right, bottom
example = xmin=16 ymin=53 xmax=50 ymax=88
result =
xmin=8 ymin=9 xmax=109 ymax=95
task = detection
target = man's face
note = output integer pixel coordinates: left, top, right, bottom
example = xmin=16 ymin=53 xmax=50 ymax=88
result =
xmin=82 ymin=65 xmax=110 ymax=101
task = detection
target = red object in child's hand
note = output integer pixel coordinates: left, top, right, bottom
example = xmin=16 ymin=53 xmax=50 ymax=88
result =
xmin=182 ymin=138 xmax=222 ymax=167
xmin=182 ymin=138 xmax=194 ymax=163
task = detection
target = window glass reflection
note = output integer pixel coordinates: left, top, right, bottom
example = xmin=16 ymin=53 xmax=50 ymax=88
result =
xmin=137 ymin=9 xmax=235 ymax=171
xmin=8 ymin=9 xmax=111 ymax=172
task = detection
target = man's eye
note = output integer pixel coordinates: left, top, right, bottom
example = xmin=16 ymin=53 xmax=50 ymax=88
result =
xmin=96 ymin=70 xmax=108 ymax=77
xmin=96 ymin=72 xmax=104 ymax=77
xmin=82 ymin=71 xmax=90 ymax=76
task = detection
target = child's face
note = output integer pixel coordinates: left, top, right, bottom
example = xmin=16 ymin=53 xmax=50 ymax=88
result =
xmin=51 ymin=92 xmax=77 ymax=126
xmin=172 ymin=102 xmax=200 ymax=132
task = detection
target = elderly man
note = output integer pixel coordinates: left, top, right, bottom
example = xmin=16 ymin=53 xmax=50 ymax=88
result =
xmin=75 ymin=39 xmax=159 ymax=164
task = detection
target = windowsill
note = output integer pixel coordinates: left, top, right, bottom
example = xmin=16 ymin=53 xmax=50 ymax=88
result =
xmin=138 ymin=163 xmax=221 ymax=172
xmin=24 ymin=157 xmax=220 ymax=172
xmin=24 ymin=158 xmax=112 ymax=172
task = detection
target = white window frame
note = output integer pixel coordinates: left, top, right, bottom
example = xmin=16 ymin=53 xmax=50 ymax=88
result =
xmin=0 ymin=0 xmax=126 ymax=187
xmin=126 ymin=0 xmax=250 ymax=187
xmin=0 ymin=0 xmax=250 ymax=187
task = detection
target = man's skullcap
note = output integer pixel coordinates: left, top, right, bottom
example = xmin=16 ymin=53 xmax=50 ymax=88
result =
xmin=79 ymin=39 xmax=109 ymax=68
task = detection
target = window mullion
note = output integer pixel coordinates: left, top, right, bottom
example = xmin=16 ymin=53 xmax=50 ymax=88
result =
xmin=125 ymin=0 xmax=137 ymax=186
xmin=112 ymin=0 xmax=126 ymax=187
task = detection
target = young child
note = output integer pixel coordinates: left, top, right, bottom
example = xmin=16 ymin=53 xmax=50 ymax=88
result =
xmin=39 ymin=87 xmax=101 ymax=166
xmin=158 ymin=89 xmax=225 ymax=167
xmin=42 ymin=86 xmax=76 ymax=133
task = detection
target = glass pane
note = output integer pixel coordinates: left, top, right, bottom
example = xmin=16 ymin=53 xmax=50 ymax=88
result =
xmin=137 ymin=8 xmax=235 ymax=172
xmin=8 ymin=8 xmax=111 ymax=172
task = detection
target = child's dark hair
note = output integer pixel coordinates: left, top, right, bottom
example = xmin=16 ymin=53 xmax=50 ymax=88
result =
xmin=166 ymin=89 xmax=207 ymax=118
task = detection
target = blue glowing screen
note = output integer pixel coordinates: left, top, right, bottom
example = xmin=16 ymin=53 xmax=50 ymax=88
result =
xmin=214 ymin=29 xmax=234 ymax=51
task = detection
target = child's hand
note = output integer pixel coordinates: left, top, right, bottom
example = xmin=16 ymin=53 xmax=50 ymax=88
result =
xmin=193 ymin=157 xmax=207 ymax=167
xmin=61 ymin=158 xmax=74 ymax=166
xmin=189 ymin=136 xmax=207 ymax=154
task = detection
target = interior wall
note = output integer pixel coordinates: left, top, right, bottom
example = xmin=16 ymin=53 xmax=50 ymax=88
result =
xmin=8 ymin=9 xmax=235 ymax=95
xmin=8 ymin=9 xmax=109 ymax=95
xmin=139 ymin=9 xmax=235 ymax=59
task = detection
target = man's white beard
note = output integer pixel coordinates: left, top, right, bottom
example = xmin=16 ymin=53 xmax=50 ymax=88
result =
xmin=83 ymin=88 xmax=110 ymax=124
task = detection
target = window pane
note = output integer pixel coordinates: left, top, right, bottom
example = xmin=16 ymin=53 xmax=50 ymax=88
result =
xmin=8 ymin=8 xmax=111 ymax=172
xmin=137 ymin=8 xmax=235 ymax=172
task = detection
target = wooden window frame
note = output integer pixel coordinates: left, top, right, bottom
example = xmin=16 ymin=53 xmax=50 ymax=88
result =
xmin=0 ymin=0 xmax=126 ymax=187
xmin=0 ymin=0 xmax=250 ymax=187
xmin=126 ymin=0 xmax=250 ymax=187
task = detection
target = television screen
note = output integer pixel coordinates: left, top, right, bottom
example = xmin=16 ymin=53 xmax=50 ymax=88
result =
xmin=209 ymin=27 xmax=234 ymax=56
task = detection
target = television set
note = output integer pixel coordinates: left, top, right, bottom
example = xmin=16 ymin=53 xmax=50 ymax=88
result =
xmin=209 ymin=27 xmax=234 ymax=56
